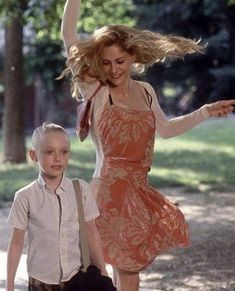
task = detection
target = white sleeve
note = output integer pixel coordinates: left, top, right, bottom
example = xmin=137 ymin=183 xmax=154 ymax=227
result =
xmin=79 ymin=179 xmax=100 ymax=222
xmin=143 ymin=82 xmax=210 ymax=138
xmin=76 ymin=80 xmax=101 ymax=101
xmin=61 ymin=0 xmax=81 ymax=55
xmin=7 ymin=191 xmax=29 ymax=230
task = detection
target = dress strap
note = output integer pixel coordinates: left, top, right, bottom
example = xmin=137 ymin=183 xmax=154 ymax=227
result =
xmin=144 ymin=88 xmax=153 ymax=109
xmin=109 ymin=87 xmax=152 ymax=108
xmin=109 ymin=94 xmax=114 ymax=105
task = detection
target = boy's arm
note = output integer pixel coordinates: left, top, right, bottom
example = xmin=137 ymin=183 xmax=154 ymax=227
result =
xmin=61 ymin=0 xmax=81 ymax=55
xmin=6 ymin=228 xmax=25 ymax=291
xmin=86 ymin=219 xmax=108 ymax=276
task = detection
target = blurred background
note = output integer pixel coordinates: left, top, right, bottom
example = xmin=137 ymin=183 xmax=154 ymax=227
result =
xmin=0 ymin=2 xmax=235 ymax=290
xmin=0 ymin=0 xmax=235 ymax=198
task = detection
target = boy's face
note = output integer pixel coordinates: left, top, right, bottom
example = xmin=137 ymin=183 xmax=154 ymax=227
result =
xmin=30 ymin=132 xmax=70 ymax=180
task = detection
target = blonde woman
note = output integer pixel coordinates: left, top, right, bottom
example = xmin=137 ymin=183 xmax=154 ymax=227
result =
xmin=61 ymin=1 xmax=235 ymax=290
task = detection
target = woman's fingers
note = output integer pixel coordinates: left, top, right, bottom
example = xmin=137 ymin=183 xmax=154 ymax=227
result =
xmin=207 ymin=100 xmax=235 ymax=117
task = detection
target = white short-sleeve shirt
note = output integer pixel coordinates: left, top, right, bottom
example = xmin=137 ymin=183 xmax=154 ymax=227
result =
xmin=8 ymin=174 xmax=99 ymax=284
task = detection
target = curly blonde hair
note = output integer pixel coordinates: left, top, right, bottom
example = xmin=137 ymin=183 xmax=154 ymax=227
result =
xmin=61 ymin=24 xmax=206 ymax=98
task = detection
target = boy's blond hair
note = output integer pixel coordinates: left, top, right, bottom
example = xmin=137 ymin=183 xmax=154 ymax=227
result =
xmin=32 ymin=122 xmax=70 ymax=150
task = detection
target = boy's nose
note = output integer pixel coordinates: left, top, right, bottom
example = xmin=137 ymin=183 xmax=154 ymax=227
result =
xmin=54 ymin=152 xmax=61 ymax=161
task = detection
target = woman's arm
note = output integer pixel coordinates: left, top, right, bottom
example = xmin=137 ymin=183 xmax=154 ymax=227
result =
xmin=145 ymin=82 xmax=235 ymax=138
xmin=155 ymin=98 xmax=235 ymax=139
xmin=6 ymin=228 xmax=25 ymax=291
xmin=61 ymin=0 xmax=81 ymax=55
xmin=86 ymin=219 xmax=108 ymax=276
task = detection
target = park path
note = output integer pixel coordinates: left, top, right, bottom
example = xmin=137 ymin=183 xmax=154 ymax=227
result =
xmin=1 ymin=188 xmax=235 ymax=291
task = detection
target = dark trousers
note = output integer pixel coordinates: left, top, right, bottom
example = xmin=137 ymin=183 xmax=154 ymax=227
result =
xmin=28 ymin=271 xmax=83 ymax=291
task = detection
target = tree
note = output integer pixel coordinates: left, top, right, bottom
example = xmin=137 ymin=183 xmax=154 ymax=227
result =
xmin=24 ymin=0 xmax=136 ymax=126
xmin=0 ymin=0 xmax=136 ymax=163
xmin=133 ymin=0 xmax=235 ymax=112
xmin=2 ymin=1 xmax=27 ymax=163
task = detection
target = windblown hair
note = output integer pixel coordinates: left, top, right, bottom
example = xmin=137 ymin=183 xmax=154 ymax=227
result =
xmin=32 ymin=122 xmax=69 ymax=150
xmin=61 ymin=24 xmax=206 ymax=98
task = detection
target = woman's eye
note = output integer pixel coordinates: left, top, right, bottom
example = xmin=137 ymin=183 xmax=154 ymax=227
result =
xmin=45 ymin=151 xmax=53 ymax=155
xmin=117 ymin=60 xmax=124 ymax=64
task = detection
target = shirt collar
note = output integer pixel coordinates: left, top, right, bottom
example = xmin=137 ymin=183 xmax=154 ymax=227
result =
xmin=37 ymin=173 xmax=67 ymax=194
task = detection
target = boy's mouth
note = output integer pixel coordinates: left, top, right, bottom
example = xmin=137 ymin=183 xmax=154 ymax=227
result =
xmin=52 ymin=165 xmax=63 ymax=170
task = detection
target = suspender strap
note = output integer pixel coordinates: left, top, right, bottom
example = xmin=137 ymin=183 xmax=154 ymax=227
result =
xmin=72 ymin=179 xmax=90 ymax=272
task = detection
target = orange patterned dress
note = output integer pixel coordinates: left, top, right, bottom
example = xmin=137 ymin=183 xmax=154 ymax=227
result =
xmin=91 ymin=99 xmax=190 ymax=272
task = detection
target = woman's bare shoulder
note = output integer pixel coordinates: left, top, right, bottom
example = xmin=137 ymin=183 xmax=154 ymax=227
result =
xmin=133 ymin=80 xmax=156 ymax=96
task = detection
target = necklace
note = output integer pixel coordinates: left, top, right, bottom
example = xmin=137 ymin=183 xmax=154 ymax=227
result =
xmin=114 ymin=81 xmax=132 ymax=98
xmin=123 ymin=89 xmax=128 ymax=98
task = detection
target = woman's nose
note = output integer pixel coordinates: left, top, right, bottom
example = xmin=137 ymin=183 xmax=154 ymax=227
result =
xmin=110 ymin=63 xmax=117 ymax=74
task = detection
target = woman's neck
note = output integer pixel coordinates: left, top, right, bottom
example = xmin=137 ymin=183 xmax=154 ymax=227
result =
xmin=110 ymin=80 xmax=133 ymax=99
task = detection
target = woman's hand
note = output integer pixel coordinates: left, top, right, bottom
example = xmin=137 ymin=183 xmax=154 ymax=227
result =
xmin=206 ymin=100 xmax=235 ymax=117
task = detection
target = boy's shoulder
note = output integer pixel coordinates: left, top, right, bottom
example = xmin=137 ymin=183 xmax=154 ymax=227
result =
xmin=67 ymin=177 xmax=89 ymax=186
xmin=68 ymin=177 xmax=91 ymax=196
xmin=66 ymin=177 xmax=91 ymax=189
xmin=15 ymin=179 xmax=38 ymax=197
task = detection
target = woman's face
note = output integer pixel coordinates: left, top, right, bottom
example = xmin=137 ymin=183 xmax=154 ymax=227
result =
xmin=100 ymin=44 xmax=135 ymax=87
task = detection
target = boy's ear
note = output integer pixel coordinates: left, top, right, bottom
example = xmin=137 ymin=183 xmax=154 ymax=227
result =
xmin=29 ymin=148 xmax=38 ymax=162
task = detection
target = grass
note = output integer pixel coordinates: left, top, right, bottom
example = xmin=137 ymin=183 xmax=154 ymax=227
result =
xmin=0 ymin=118 xmax=234 ymax=203
xmin=151 ymin=118 xmax=235 ymax=192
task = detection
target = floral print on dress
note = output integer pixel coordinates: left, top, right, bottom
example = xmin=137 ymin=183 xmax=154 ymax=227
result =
xmin=91 ymin=104 xmax=189 ymax=272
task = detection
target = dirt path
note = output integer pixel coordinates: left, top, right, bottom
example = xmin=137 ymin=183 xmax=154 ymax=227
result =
xmin=1 ymin=188 xmax=235 ymax=291
xmin=141 ymin=188 xmax=235 ymax=291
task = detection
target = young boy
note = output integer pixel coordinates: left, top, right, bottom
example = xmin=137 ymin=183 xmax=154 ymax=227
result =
xmin=6 ymin=122 xmax=109 ymax=291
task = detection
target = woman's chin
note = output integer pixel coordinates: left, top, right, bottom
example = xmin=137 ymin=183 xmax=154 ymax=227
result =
xmin=109 ymin=78 xmax=125 ymax=87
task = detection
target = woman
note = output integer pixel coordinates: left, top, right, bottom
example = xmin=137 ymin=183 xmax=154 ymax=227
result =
xmin=61 ymin=1 xmax=235 ymax=290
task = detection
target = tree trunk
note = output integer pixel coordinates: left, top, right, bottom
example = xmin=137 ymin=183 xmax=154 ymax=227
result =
xmin=2 ymin=16 xmax=26 ymax=163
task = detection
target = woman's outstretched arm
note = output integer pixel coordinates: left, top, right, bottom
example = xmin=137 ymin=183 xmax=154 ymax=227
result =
xmin=61 ymin=0 xmax=81 ymax=55
xmin=144 ymin=82 xmax=235 ymax=138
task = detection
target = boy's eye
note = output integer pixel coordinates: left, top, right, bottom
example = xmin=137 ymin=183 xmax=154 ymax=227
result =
xmin=45 ymin=150 xmax=53 ymax=155
xmin=117 ymin=60 xmax=124 ymax=64
xmin=62 ymin=150 xmax=69 ymax=154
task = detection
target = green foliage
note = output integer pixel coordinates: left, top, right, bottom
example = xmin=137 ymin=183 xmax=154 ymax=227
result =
xmin=0 ymin=0 xmax=62 ymax=38
xmin=0 ymin=0 xmax=136 ymax=39
xmin=0 ymin=119 xmax=234 ymax=202
xmin=25 ymin=38 xmax=65 ymax=91
xmin=0 ymin=0 xmax=27 ymax=22
xmin=25 ymin=0 xmax=65 ymax=40
xmin=228 ymin=0 xmax=235 ymax=5
xmin=80 ymin=0 xmax=136 ymax=32
xmin=132 ymin=0 xmax=235 ymax=110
